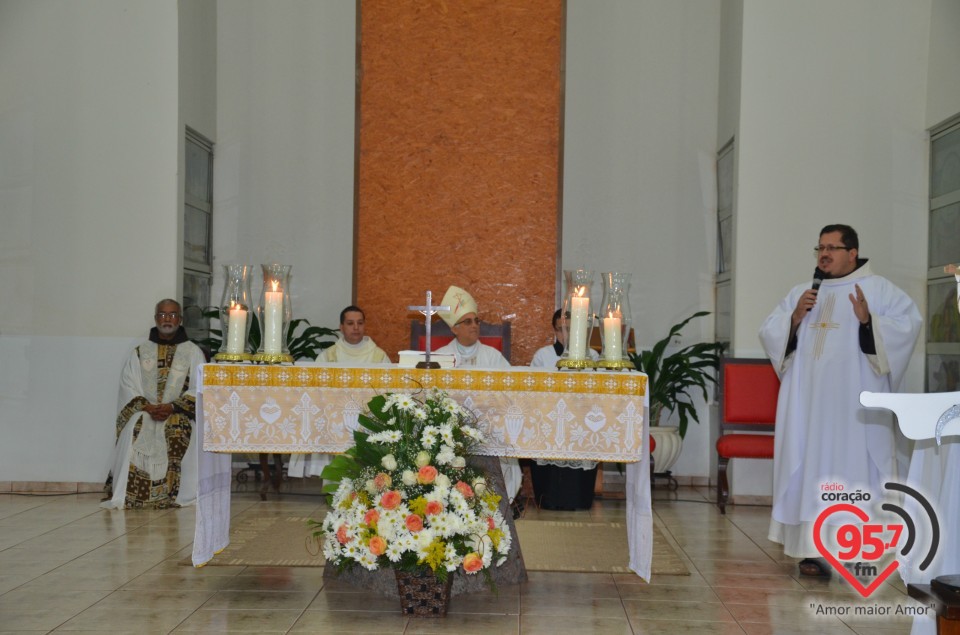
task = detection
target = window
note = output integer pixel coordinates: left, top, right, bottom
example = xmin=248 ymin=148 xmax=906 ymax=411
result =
xmin=715 ymin=139 xmax=734 ymax=347
xmin=926 ymin=118 xmax=960 ymax=391
xmin=182 ymin=129 xmax=214 ymax=341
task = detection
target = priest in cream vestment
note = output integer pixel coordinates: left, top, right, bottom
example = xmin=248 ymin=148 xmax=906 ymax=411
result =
xmin=433 ymin=285 xmax=523 ymax=503
xmin=758 ymin=225 xmax=921 ymax=574
xmin=102 ymin=300 xmax=206 ymax=509
xmin=289 ymin=305 xmax=389 ymax=478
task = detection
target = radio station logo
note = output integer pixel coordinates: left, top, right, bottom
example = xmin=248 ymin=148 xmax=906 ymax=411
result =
xmin=813 ymin=481 xmax=939 ymax=598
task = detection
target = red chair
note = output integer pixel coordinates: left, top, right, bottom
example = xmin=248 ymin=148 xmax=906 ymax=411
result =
xmin=716 ymin=357 xmax=779 ymax=514
xmin=410 ymin=319 xmax=512 ymax=363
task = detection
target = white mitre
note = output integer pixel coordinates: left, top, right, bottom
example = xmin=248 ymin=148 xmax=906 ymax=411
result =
xmin=438 ymin=285 xmax=478 ymax=327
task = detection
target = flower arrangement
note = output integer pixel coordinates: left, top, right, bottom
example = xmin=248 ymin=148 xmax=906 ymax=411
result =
xmin=313 ymin=389 xmax=512 ymax=584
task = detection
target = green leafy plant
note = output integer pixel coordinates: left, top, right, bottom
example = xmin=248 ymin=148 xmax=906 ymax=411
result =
xmin=629 ymin=311 xmax=724 ymax=439
xmin=193 ymin=307 xmax=337 ymax=361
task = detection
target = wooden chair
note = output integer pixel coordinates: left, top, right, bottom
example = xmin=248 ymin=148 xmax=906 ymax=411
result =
xmin=716 ymin=357 xmax=779 ymax=514
xmin=410 ymin=319 xmax=512 ymax=363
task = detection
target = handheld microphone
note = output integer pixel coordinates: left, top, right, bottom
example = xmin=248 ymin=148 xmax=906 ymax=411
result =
xmin=808 ymin=268 xmax=825 ymax=311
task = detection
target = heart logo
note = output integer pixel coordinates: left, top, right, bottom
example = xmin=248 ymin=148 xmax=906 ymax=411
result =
xmin=260 ymin=398 xmax=282 ymax=424
xmin=813 ymin=503 xmax=900 ymax=597
xmin=584 ymin=408 xmax=606 ymax=433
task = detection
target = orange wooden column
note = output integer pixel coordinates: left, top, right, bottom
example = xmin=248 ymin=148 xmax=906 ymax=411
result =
xmin=354 ymin=0 xmax=564 ymax=364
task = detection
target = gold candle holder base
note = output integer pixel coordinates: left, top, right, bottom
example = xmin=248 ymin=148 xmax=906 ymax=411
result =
xmin=595 ymin=359 xmax=635 ymax=371
xmin=252 ymin=352 xmax=294 ymax=364
xmin=214 ymin=352 xmax=254 ymax=363
xmin=556 ymin=358 xmax=595 ymax=371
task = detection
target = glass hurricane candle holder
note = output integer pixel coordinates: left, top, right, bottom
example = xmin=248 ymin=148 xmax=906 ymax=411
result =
xmin=253 ymin=263 xmax=293 ymax=364
xmin=557 ymin=268 xmax=595 ymax=370
xmin=215 ymin=264 xmax=254 ymax=362
xmin=597 ymin=271 xmax=633 ymax=370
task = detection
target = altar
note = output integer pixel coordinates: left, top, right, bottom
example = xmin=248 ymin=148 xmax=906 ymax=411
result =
xmin=191 ymin=363 xmax=654 ymax=579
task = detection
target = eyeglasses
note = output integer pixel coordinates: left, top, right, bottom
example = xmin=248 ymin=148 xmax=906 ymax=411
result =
xmin=813 ymin=245 xmax=852 ymax=255
xmin=454 ymin=317 xmax=481 ymax=327
xmin=155 ymin=312 xmax=181 ymax=320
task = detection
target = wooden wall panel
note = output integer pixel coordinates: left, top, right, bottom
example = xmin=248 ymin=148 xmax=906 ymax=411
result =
xmin=355 ymin=0 xmax=564 ymax=365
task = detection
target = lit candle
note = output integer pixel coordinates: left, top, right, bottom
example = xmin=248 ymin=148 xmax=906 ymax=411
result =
xmin=568 ymin=289 xmax=590 ymax=360
xmin=263 ymin=281 xmax=284 ymax=354
xmin=226 ymin=302 xmax=247 ymax=354
xmin=603 ymin=312 xmax=622 ymax=361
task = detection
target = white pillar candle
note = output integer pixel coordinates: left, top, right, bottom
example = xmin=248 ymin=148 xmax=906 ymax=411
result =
xmin=226 ymin=304 xmax=247 ymax=354
xmin=603 ymin=313 xmax=622 ymax=361
xmin=263 ymin=282 xmax=284 ymax=354
xmin=568 ymin=292 xmax=590 ymax=360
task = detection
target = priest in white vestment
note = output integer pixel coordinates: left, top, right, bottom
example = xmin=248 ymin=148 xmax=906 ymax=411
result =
xmin=434 ymin=285 xmax=523 ymax=503
xmin=290 ymin=305 xmax=390 ymax=478
xmin=102 ymin=299 xmax=206 ymax=509
xmin=759 ymin=225 xmax=921 ymax=577
xmin=315 ymin=305 xmax=390 ymax=364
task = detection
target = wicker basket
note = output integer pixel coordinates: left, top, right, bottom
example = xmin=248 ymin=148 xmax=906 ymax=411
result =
xmin=395 ymin=569 xmax=453 ymax=617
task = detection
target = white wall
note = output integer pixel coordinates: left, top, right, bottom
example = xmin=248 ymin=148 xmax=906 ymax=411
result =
xmin=0 ymin=1 xmax=180 ymax=482
xmin=927 ymin=0 xmax=960 ymax=128
xmin=727 ymin=0 xmax=932 ymax=498
xmin=564 ymin=0 xmax=722 ymax=478
xmin=214 ymin=1 xmax=355 ymax=331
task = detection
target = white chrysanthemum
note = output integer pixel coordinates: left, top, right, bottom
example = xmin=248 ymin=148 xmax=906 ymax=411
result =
xmin=369 ymin=430 xmax=402 ymax=444
xmin=385 ymin=542 xmax=404 ymax=562
xmin=412 ymin=406 xmax=427 ymax=421
xmin=393 ymin=394 xmax=416 ymax=411
xmin=421 ymin=427 xmax=438 ymax=447
xmin=358 ymin=549 xmax=379 ymax=570
xmin=461 ymin=425 xmax=483 ymax=441
xmin=439 ymin=424 xmax=455 ymax=445
xmin=429 ymin=512 xmax=452 ymax=537
xmin=435 ymin=445 xmax=455 ymax=465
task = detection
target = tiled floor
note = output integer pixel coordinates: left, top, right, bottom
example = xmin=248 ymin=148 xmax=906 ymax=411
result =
xmin=0 ymin=482 xmax=925 ymax=634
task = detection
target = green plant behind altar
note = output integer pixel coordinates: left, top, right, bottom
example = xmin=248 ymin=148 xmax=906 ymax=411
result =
xmin=194 ymin=307 xmax=337 ymax=360
xmin=311 ymin=389 xmax=512 ymax=586
xmin=629 ymin=311 xmax=724 ymax=439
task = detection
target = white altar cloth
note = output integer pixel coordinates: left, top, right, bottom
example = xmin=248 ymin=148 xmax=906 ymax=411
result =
xmin=191 ymin=363 xmax=654 ymax=579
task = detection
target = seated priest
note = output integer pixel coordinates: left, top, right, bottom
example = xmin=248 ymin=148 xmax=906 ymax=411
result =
xmin=529 ymin=308 xmax=600 ymax=510
xmin=434 ymin=285 xmax=509 ymax=368
xmin=530 ymin=308 xmax=600 ymax=367
xmin=433 ymin=285 xmax=523 ymax=505
xmin=315 ymin=305 xmax=390 ymax=364
xmin=290 ymin=304 xmax=390 ymax=480
xmin=102 ymin=299 xmax=205 ymax=509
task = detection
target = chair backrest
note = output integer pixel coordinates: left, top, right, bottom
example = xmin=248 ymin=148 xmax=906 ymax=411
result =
xmin=410 ymin=319 xmax=512 ymax=363
xmin=720 ymin=357 xmax=779 ymax=432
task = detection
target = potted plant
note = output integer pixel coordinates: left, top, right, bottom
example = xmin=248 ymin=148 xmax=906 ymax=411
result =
xmin=313 ymin=389 xmax=512 ymax=616
xmin=629 ymin=311 xmax=723 ymax=474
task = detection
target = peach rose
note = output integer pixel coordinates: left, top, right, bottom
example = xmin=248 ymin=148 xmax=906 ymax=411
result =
xmin=486 ymin=516 xmax=495 ymax=531
xmin=368 ymin=535 xmax=386 ymax=556
xmin=425 ymin=500 xmax=443 ymax=516
xmin=373 ymin=472 xmax=392 ymax=490
xmin=405 ymin=514 xmax=424 ymax=532
xmin=380 ymin=490 xmax=402 ymax=510
xmin=463 ymin=552 xmax=483 ymax=573
xmin=336 ymin=524 xmax=350 ymax=545
xmin=417 ymin=465 xmax=438 ymax=485
xmin=454 ymin=481 xmax=474 ymax=498
xmin=363 ymin=509 xmax=380 ymax=527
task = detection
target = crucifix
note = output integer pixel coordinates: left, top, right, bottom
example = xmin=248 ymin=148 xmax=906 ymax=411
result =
xmin=408 ymin=290 xmax=450 ymax=369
